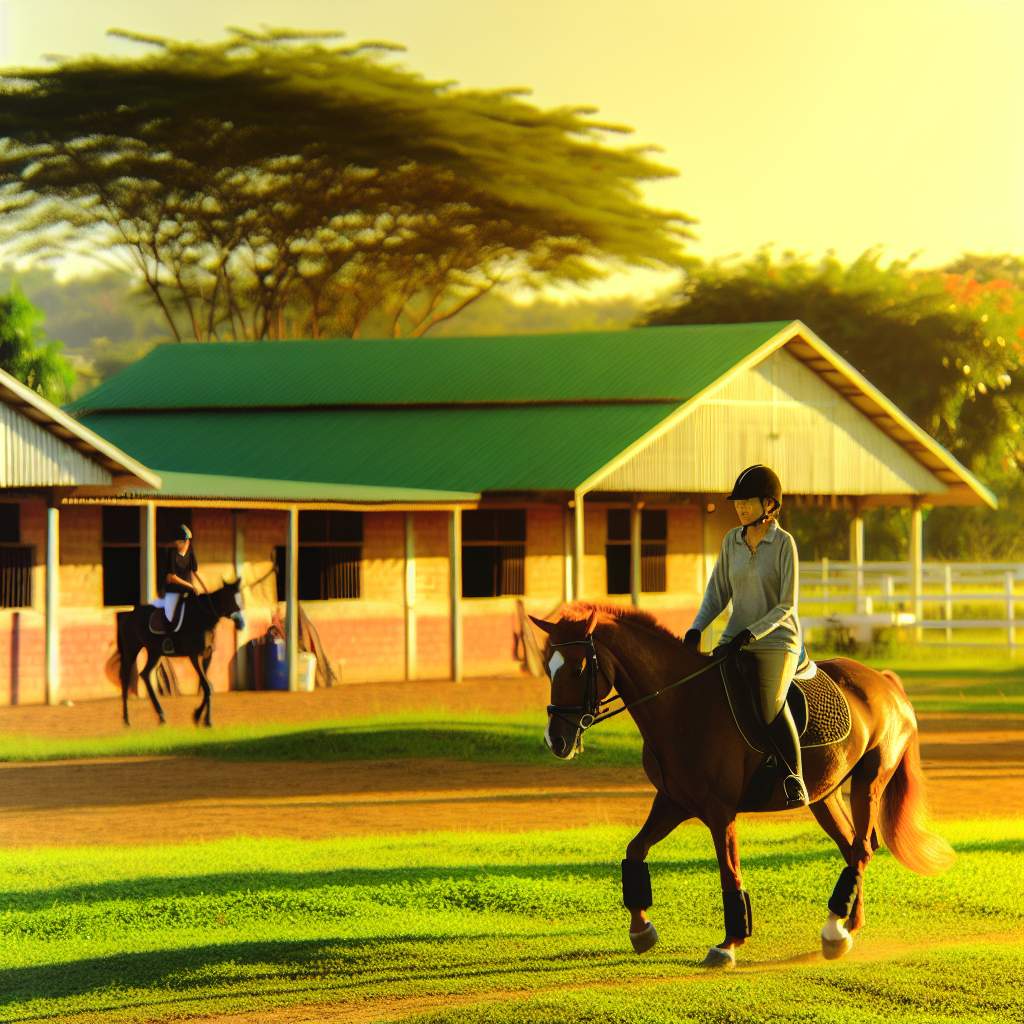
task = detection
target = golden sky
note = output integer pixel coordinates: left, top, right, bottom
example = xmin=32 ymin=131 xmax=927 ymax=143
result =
xmin=2 ymin=0 xmax=1021 ymax=293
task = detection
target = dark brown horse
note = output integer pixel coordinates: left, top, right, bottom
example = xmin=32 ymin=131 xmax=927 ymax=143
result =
xmin=532 ymin=602 xmax=954 ymax=967
xmin=116 ymin=580 xmax=245 ymax=728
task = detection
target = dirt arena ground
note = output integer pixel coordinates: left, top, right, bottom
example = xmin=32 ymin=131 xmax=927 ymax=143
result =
xmin=0 ymin=676 xmax=1020 ymax=847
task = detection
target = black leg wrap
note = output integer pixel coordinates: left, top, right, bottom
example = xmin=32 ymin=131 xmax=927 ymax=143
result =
xmin=723 ymin=889 xmax=753 ymax=938
xmin=621 ymin=859 xmax=652 ymax=909
xmin=828 ymin=865 xmax=862 ymax=919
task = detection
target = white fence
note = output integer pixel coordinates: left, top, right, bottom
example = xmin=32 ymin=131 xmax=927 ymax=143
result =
xmin=799 ymin=560 xmax=1024 ymax=648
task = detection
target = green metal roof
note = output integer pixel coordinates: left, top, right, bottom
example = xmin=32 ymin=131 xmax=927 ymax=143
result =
xmin=78 ymin=404 xmax=680 ymax=493
xmin=67 ymin=322 xmax=791 ymax=413
xmin=108 ymin=471 xmax=480 ymax=504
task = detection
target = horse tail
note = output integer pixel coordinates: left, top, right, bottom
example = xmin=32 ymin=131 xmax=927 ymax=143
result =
xmin=879 ymin=733 xmax=955 ymax=876
xmin=105 ymin=643 xmax=121 ymax=689
xmin=880 ymin=668 xmax=905 ymax=693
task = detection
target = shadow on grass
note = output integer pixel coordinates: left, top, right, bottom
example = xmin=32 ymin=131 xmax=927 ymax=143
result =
xmin=0 ymin=722 xmax=643 ymax=768
xmin=18 ymin=830 xmax=1014 ymax=916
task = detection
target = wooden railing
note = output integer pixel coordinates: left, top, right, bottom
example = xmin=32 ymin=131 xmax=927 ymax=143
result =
xmin=799 ymin=560 xmax=1023 ymax=647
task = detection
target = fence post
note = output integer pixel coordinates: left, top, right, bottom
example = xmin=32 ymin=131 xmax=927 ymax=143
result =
xmin=883 ymin=574 xmax=895 ymax=607
xmin=1006 ymin=571 xmax=1015 ymax=648
xmin=944 ymin=564 xmax=953 ymax=644
xmin=821 ymin=557 xmax=829 ymax=614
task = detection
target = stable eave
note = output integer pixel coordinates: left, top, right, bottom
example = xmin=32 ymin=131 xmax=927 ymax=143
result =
xmin=0 ymin=368 xmax=161 ymax=491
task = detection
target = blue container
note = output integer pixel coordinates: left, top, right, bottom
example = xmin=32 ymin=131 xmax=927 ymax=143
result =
xmin=264 ymin=637 xmax=289 ymax=690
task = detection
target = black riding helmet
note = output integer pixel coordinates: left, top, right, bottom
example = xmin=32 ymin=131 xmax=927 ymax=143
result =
xmin=727 ymin=464 xmax=782 ymax=511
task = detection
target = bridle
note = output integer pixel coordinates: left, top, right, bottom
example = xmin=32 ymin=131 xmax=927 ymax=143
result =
xmin=545 ymin=634 xmax=729 ymax=733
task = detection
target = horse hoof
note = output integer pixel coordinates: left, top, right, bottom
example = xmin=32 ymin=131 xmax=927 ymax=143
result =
xmin=629 ymin=922 xmax=658 ymax=954
xmin=821 ymin=933 xmax=854 ymax=960
xmin=702 ymin=945 xmax=736 ymax=969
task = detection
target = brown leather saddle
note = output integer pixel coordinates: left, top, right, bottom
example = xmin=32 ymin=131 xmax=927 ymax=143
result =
xmin=148 ymin=596 xmax=188 ymax=637
xmin=720 ymin=651 xmax=853 ymax=810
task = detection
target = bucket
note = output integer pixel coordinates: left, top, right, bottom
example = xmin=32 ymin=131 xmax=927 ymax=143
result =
xmin=264 ymin=637 xmax=289 ymax=691
xmin=297 ymin=651 xmax=317 ymax=692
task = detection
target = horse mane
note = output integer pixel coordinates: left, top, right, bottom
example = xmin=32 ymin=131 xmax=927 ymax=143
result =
xmin=558 ymin=601 xmax=684 ymax=648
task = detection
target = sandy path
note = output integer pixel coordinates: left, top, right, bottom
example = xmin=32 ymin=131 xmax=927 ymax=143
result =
xmin=0 ymin=678 xmax=1019 ymax=846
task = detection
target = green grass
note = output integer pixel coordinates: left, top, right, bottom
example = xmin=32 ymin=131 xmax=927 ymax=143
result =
xmin=1 ymin=819 xmax=1020 ymax=1023
xmin=0 ymin=660 xmax=1020 ymax=765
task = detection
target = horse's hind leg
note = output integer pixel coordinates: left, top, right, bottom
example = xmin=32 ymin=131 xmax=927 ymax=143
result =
xmin=190 ymin=653 xmax=213 ymax=728
xmin=139 ymin=647 xmax=166 ymax=724
xmin=812 ymin=789 xmax=860 ymax=958
xmin=622 ymin=790 xmax=691 ymax=954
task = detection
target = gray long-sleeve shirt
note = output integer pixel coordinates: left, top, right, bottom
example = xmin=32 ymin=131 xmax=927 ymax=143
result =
xmin=690 ymin=521 xmax=802 ymax=654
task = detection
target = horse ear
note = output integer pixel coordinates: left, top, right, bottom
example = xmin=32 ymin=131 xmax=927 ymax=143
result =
xmin=529 ymin=615 xmax=557 ymax=636
xmin=585 ymin=609 xmax=599 ymax=636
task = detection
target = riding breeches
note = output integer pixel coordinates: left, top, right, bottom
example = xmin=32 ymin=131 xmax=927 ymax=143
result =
xmin=750 ymin=649 xmax=799 ymax=723
xmin=152 ymin=592 xmax=181 ymax=622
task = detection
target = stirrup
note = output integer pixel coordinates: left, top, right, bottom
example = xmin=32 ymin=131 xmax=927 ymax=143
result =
xmin=783 ymin=774 xmax=809 ymax=808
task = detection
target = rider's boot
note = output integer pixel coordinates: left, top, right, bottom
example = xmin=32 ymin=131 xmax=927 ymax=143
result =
xmin=773 ymin=703 xmax=809 ymax=808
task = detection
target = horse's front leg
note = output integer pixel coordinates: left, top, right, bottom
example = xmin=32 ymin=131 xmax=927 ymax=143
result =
xmin=703 ymin=807 xmax=751 ymax=969
xmin=139 ymin=646 xmax=166 ymax=725
xmin=622 ymin=789 xmax=691 ymax=954
xmin=190 ymin=653 xmax=213 ymax=728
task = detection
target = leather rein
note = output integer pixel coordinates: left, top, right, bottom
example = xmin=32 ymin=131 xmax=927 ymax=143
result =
xmin=545 ymin=634 xmax=729 ymax=732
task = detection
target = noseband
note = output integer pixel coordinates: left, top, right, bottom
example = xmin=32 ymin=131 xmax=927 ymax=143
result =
xmin=546 ymin=635 xmax=729 ymax=733
xmin=545 ymin=635 xmax=616 ymax=731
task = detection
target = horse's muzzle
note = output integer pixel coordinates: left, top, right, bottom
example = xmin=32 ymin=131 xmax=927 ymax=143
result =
xmin=231 ymin=612 xmax=246 ymax=630
xmin=545 ymin=715 xmax=583 ymax=760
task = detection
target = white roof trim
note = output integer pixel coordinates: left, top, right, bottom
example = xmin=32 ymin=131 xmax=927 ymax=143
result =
xmin=0 ymin=367 xmax=161 ymax=490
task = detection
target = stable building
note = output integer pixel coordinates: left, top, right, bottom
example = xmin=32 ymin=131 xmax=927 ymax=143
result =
xmin=0 ymin=320 xmax=995 ymax=704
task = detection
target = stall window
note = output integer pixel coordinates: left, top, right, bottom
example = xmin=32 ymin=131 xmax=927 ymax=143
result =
xmin=462 ymin=509 xmax=526 ymax=597
xmin=102 ymin=507 xmax=141 ymax=607
xmin=0 ymin=504 xmax=32 ymax=608
xmin=605 ymin=509 xmax=667 ymax=594
xmin=276 ymin=511 xmax=362 ymax=600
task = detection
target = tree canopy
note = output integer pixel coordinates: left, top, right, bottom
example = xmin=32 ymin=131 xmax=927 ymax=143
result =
xmin=646 ymin=248 xmax=1024 ymax=475
xmin=0 ymin=28 xmax=693 ymax=341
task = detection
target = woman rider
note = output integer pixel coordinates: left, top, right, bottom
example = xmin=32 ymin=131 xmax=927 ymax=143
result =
xmin=683 ymin=465 xmax=809 ymax=807
xmin=153 ymin=524 xmax=207 ymax=624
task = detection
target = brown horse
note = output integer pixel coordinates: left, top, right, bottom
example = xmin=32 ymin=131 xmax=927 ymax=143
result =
xmin=531 ymin=602 xmax=954 ymax=967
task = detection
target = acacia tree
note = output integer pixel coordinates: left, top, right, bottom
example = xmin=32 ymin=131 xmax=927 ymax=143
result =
xmin=0 ymin=28 xmax=693 ymax=340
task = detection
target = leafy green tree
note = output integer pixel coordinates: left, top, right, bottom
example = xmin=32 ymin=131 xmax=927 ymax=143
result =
xmin=0 ymin=28 xmax=693 ymax=341
xmin=0 ymin=286 xmax=75 ymax=402
xmin=647 ymin=249 xmax=1024 ymax=560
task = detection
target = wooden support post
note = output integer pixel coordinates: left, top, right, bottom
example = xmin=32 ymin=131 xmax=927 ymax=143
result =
xmin=910 ymin=500 xmax=923 ymax=641
xmin=286 ymin=507 xmax=299 ymax=691
xmin=849 ymin=503 xmax=864 ymax=613
xmin=405 ymin=512 xmax=417 ymax=680
xmin=629 ymin=500 xmax=642 ymax=607
xmin=232 ymin=510 xmax=248 ymax=690
xmin=572 ymin=491 xmax=585 ymax=601
xmin=449 ymin=509 xmax=463 ymax=682
xmin=563 ymin=502 xmax=573 ymax=603
xmin=141 ymin=502 xmax=157 ymax=604
xmin=44 ymin=497 xmax=60 ymax=706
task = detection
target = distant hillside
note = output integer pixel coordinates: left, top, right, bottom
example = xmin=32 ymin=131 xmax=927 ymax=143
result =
xmin=2 ymin=265 xmax=656 ymax=393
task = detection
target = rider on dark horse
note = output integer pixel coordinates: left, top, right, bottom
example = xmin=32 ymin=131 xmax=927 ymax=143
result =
xmin=151 ymin=524 xmax=207 ymax=636
xmin=684 ymin=464 xmax=809 ymax=808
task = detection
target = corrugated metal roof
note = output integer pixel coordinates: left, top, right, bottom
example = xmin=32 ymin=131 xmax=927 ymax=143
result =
xmin=66 ymin=322 xmax=791 ymax=413
xmin=77 ymin=405 xmax=680 ymax=493
xmin=0 ymin=366 xmax=160 ymax=489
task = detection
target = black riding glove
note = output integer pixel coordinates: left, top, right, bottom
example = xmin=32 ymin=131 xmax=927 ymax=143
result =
xmin=728 ymin=630 xmax=755 ymax=652
xmin=683 ymin=629 xmax=701 ymax=649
